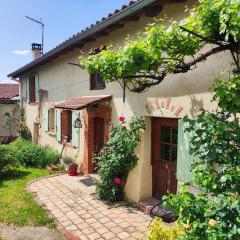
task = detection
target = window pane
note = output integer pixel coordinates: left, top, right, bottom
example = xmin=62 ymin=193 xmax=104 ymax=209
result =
xmin=172 ymin=127 xmax=178 ymax=144
xmin=160 ymin=144 xmax=171 ymax=161
xmin=96 ymin=72 xmax=105 ymax=88
xmin=172 ymin=145 xmax=177 ymax=161
xmin=161 ymin=126 xmax=171 ymax=143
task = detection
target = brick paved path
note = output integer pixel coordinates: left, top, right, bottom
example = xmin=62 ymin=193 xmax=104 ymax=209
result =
xmin=29 ymin=174 xmax=151 ymax=240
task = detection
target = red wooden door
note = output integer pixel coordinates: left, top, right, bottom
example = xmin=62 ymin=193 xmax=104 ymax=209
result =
xmin=152 ymin=118 xmax=178 ymax=199
xmin=93 ymin=118 xmax=105 ymax=171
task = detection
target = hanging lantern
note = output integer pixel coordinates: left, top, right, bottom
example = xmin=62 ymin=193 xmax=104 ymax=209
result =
xmin=73 ymin=117 xmax=82 ymax=128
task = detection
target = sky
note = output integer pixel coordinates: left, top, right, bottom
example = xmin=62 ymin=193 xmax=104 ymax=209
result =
xmin=0 ymin=0 xmax=129 ymax=83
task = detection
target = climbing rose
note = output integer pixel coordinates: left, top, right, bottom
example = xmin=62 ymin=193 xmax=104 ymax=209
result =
xmin=119 ymin=116 xmax=125 ymax=122
xmin=114 ymin=177 xmax=122 ymax=185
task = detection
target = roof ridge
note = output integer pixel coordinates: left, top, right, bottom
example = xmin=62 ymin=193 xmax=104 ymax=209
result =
xmin=8 ymin=0 xmax=161 ymax=78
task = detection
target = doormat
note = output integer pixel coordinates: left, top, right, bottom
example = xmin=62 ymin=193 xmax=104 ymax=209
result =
xmin=79 ymin=177 xmax=95 ymax=187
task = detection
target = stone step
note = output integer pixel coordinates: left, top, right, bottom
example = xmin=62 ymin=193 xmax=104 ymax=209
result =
xmin=138 ymin=197 xmax=160 ymax=214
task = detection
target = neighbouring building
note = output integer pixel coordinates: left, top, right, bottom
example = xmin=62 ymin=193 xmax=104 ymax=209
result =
xmin=0 ymin=83 xmax=19 ymax=142
xmin=8 ymin=0 xmax=232 ymax=204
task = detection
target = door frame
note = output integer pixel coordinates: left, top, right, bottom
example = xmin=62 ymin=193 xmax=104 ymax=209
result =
xmin=82 ymin=105 xmax=112 ymax=174
xmin=151 ymin=117 xmax=178 ymax=198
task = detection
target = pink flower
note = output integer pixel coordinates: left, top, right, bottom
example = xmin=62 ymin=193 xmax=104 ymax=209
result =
xmin=119 ymin=116 xmax=125 ymax=122
xmin=114 ymin=177 xmax=122 ymax=185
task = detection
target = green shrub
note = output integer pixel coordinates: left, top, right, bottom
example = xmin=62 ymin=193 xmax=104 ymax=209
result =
xmin=95 ymin=117 xmax=145 ymax=202
xmin=148 ymin=218 xmax=185 ymax=240
xmin=0 ymin=144 xmax=18 ymax=172
xmin=10 ymin=137 xmax=29 ymax=151
xmin=44 ymin=147 xmax=60 ymax=165
xmin=13 ymin=140 xmax=60 ymax=168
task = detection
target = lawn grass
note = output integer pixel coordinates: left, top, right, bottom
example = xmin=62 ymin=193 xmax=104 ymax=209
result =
xmin=0 ymin=167 xmax=55 ymax=228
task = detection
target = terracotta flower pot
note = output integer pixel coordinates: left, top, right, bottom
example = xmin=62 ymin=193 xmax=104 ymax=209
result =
xmin=68 ymin=164 xmax=78 ymax=176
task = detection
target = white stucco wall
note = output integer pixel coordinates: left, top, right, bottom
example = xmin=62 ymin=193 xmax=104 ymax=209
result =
xmin=19 ymin=0 xmax=233 ymax=202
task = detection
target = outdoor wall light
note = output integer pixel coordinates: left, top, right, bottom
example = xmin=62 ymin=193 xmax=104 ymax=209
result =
xmin=4 ymin=112 xmax=10 ymax=116
xmin=73 ymin=118 xmax=82 ymax=128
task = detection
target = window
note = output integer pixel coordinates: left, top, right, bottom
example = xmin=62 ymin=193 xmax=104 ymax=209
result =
xmin=89 ymin=47 xmax=106 ymax=90
xmin=90 ymin=72 xmax=105 ymax=90
xmin=61 ymin=110 xmax=72 ymax=142
xmin=29 ymin=76 xmax=36 ymax=103
xmin=160 ymin=125 xmax=178 ymax=161
xmin=48 ymin=108 xmax=55 ymax=132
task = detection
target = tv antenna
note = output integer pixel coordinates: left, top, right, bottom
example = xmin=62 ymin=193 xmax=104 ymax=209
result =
xmin=25 ymin=16 xmax=45 ymax=54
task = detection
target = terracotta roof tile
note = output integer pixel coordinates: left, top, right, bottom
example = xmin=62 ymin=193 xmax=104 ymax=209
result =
xmin=0 ymin=84 xmax=19 ymax=99
xmin=55 ymin=95 xmax=112 ymax=110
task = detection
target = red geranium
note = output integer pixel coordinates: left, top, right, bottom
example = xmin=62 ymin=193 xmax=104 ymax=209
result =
xmin=119 ymin=116 xmax=125 ymax=122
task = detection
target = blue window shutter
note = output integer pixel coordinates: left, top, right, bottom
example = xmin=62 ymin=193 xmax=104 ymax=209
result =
xmin=35 ymin=75 xmax=40 ymax=102
xmin=72 ymin=111 xmax=80 ymax=147
xmin=43 ymin=108 xmax=49 ymax=132
xmin=177 ymin=119 xmax=195 ymax=183
xmin=26 ymin=78 xmax=29 ymax=103
xmin=55 ymin=109 xmax=61 ymax=142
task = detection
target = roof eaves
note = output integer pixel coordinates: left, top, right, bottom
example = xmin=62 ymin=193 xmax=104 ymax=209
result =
xmin=8 ymin=0 xmax=158 ymax=78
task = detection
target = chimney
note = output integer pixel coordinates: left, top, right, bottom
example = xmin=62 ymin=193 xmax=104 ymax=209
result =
xmin=31 ymin=43 xmax=42 ymax=60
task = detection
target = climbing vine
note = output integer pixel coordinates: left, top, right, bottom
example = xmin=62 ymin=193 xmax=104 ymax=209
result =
xmin=165 ymin=76 xmax=240 ymax=239
xmin=80 ymin=0 xmax=240 ymax=92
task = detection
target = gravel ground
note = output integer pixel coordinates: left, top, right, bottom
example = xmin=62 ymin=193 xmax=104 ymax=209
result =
xmin=0 ymin=224 xmax=65 ymax=240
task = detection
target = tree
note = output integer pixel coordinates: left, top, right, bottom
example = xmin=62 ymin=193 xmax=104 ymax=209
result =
xmin=4 ymin=107 xmax=19 ymax=137
xmin=79 ymin=0 xmax=240 ymax=93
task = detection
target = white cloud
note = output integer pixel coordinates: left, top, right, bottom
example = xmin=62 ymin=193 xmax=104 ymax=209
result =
xmin=0 ymin=79 xmax=15 ymax=83
xmin=12 ymin=49 xmax=30 ymax=56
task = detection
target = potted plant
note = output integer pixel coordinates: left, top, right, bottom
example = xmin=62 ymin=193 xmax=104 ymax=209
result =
xmin=61 ymin=157 xmax=73 ymax=171
xmin=68 ymin=163 xmax=78 ymax=176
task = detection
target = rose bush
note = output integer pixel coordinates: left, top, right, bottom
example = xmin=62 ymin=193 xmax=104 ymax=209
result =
xmin=94 ymin=117 xmax=145 ymax=202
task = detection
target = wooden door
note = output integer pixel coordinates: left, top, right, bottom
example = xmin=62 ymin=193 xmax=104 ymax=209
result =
xmin=152 ymin=118 xmax=178 ymax=199
xmin=93 ymin=118 xmax=105 ymax=170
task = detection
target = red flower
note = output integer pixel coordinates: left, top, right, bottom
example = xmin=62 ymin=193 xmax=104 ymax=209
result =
xmin=119 ymin=116 xmax=125 ymax=122
xmin=114 ymin=177 xmax=122 ymax=185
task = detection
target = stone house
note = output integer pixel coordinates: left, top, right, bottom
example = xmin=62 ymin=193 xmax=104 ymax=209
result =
xmin=0 ymin=83 xmax=19 ymax=142
xmin=8 ymin=0 xmax=231 ymax=203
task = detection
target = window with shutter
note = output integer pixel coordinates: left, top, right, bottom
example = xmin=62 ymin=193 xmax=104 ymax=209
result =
xmin=49 ymin=108 xmax=55 ymax=132
xmin=43 ymin=108 xmax=49 ymax=132
xmin=26 ymin=78 xmax=29 ymax=102
xmin=89 ymin=47 xmax=106 ymax=90
xmin=72 ymin=111 xmax=80 ymax=147
xmin=61 ymin=110 xmax=72 ymax=142
xmin=177 ymin=119 xmax=196 ymax=183
xmin=55 ymin=109 xmax=61 ymax=142
xmin=29 ymin=76 xmax=36 ymax=103
xmin=35 ymin=75 xmax=40 ymax=103
xmin=90 ymin=72 xmax=105 ymax=90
